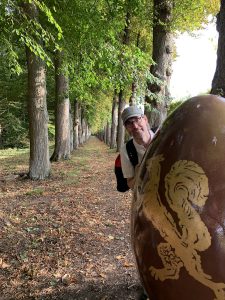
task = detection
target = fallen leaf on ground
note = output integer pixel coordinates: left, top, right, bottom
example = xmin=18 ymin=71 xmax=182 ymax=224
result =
xmin=0 ymin=258 xmax=11 ymax=269
xmin=116 ymin=255 xmax=124 ymax=260
xmin=123 ymin=261 xmax=134 ymax=267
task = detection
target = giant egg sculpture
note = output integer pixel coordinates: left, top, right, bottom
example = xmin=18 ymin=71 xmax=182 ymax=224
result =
xmin=132 ymin=95 xmax=225 ymax=300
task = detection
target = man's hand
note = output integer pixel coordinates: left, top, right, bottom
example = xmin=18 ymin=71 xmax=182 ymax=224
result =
xmin=127 ymin=163 xmax=141 ymax=190
xmin=127 ymin=177 xmax=135 ymax=189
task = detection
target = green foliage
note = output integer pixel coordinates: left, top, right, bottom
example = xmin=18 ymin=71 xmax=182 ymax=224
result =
xmin=48 ymin=123 xmax=55 ymax=141
xmin=167 ymin=99 xmax=185 ymax=115
xmin=1 ymin=111 xmax=28 ymax=148
xmin=53 ymin=0 xmax=157 ymax=132
xmin=85 ymin=93 xmax=113 ymax=133
xmin=0 ymin=0 xmax=62 ymax=72
xmin=0 ymin=0 xmax=221 ymax=145
xmin=0 ymin=38 xmax=23 ymax=75
xmin=0 ymin=52 xmax=29 ymax=148
xmin=34 ymin=0 xmax=62 ymax=40
xmin=172 ymin=0 xmax=220 ymax=32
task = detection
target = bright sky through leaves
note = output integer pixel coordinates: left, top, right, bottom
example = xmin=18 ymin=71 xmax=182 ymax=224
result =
xmin=170 ymin=22 xmax=218 ymax=100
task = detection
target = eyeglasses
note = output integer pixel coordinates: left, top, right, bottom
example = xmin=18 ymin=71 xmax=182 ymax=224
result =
xmin=125 ymin=116 xmax=143 ymax=128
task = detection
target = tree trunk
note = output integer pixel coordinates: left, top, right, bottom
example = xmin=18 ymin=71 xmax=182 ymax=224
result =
xmin=211 ymin=1 xmax=225 ymax=96
xmin=129 ymin=32 xmax=140 ymax=106
xmin=105 ymin=122 xmax=110 ymax=146
xmin=116 ymin=90 xmax=126 ymax=152
xmin=0 ymin=124 xmax=2 ymax=149
xmin=25 ymin=3 xmax=50 ymax=180
xmin=51 ymin=50 xmax=70 ymax=161
xmin=69 ymin=102 xmax=73 ymax=151
xmin=73 ymin=100 xmax=79 ymax=149
xmin=103 ymin=126 xmax=106 ymax=144
xmin=110 ymin=91 xmax=118 ymax=149
xmin=116 ymin=12 xmax=131 ymax=152
xmin=106 ymin=122 xmax=111 ymax=146
xmin=129 ymin=81 xmax=138 ymax=105
xmin=81 ymin=110 xmax=86 ymax=143
xmin=82 ymin=117 xmax=87 ymax=143
xmin=78 ymin=105 xmax=83 ymax=145
xmin=86 ymin=123 xmax=90 ymax=141
xmin=146 ymin=0 xmax=174 ymax=127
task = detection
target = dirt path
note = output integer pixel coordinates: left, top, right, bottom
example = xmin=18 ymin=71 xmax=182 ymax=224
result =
xmin=0 ymin=136 xmax=143 ymax=300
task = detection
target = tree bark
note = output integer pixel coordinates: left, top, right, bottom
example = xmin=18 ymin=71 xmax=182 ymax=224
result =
xmin=129 ymin=32 xmax=140 ymax=106
xmin=79 ymin=107 xmax=86 ymax=145
xmin=87 ymin=123 xmax=90 ymax=141
xmin=104 ymin=126 xmax=107 ymax=144
xmin=116 ymin=90 xmax=126 ymax=152
xmin=85 ymin=120 xmax=89 ymax=141
xmin=117 ymin=12 xmax=131 ymax=152
xmin=69 ymin=102 xmax=73 ymax=151
xmin=73 ymin=100 xmax=79 ymax=149
xmin=78 ymin=105 xmax=83 ymax=145
xmin=110 ymin=91 xmax=118 ymax=149
xmin=146 ymin=0 xmax=174 ymax=127
xmin=25 ymin=3 xmax=50 ymax=180
xmin=129 ymin=81 xmax=138 ymax=105
xmin=211 ymin=0 xmax=225 ymax=96
xmin=81 ymin=110 xmax=86 ymax=143
xmin=0 ymin=124 xmax=2 ymax=149
xmin=105 ymin=122 xmax=111 ymax=146
xmin=51 ymin=50 xmax=70 ymax=161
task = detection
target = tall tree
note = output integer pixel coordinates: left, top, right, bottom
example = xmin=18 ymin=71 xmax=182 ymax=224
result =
xmin=24 ymin=2 xmax=50 ymax=179
xmin=110 ymin=91 xmax=118 ymax=149
xmin=129 ymin=31 xmax=141 ymax=105
xmin=73 ymin=99 xmax=80 ymax=150
xmin=146 ymin=0 xmax=174 ymax=127
xmin=211 ymin=0 xmax=225 ymax=96
xmin=117 ymin=11 xmax=131 ymax=152
xmin=51 ymin=50 xmax=71 ymax=161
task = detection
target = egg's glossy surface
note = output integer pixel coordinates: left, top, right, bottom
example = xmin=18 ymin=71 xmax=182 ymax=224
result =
xmin=132 ymin=95 xmax=225 ymax=300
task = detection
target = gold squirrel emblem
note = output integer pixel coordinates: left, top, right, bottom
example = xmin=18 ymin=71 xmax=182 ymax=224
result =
xmin=139 ymin=155 xmax=225 ymax=300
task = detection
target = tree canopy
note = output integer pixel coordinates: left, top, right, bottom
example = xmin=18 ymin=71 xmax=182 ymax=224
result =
xmin=0 ymin=0 xmax=220 ymax=149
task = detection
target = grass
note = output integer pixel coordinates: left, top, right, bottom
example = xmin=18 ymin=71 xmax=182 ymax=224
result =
xmin=0 ymin=143 xmax=95 ymax=198
xmin=0 ymin=147 xmax=29 ymax=160
xmin=25 ymin=187 xmax=45 ymax=196
xmin=0 ymin=142 xmax=53 ymax=175
xmin=0 ymin=147 xmax=30 ymax=174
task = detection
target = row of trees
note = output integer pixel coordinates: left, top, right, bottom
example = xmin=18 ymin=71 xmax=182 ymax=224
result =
xmin=0 ymin=0 xmax=222 ymax=180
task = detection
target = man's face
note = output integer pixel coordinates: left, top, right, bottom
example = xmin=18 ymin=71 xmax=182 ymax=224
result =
xmin=125 ymin=115 xmax=149 ymax=139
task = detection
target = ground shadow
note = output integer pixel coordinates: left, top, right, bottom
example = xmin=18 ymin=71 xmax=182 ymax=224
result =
xmin=37 ymin=281 xmax=143 ymax=300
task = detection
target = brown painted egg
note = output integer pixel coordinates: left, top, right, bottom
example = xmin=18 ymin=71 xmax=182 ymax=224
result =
xmin=132 ymin=95 xmax=225 ymax=300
